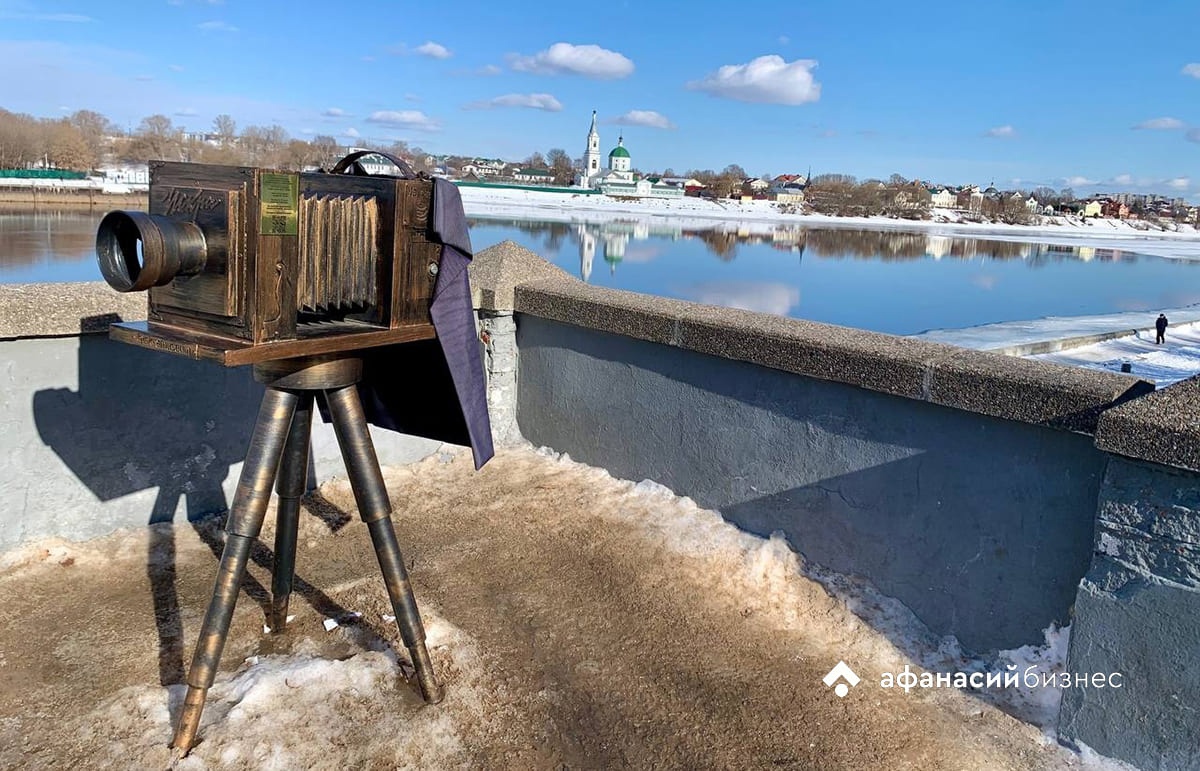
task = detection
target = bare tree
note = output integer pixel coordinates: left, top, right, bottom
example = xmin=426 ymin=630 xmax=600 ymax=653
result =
xmin=0 ymin=109 xmax=41 ymax=168
xmin=310 ymin=134 xmax=342 ymax=168
xmin=546 ymin=147 xmax=573 ymax=185
xmin=213 ymin=114 xmax=236 ymax=144
xmin=125 ymin=114 xmax=180 ymax=161
xmin=44 ymin=120 xmax=94 ymax=170
xmin=66 ymin=109 xmax=116 ymax=164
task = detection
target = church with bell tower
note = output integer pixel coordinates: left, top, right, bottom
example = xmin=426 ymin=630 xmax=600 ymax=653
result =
xmin=579 ymin=110 xmax=602 ymax=188
xmin=575 ymin=110 xmax=683 ymax=198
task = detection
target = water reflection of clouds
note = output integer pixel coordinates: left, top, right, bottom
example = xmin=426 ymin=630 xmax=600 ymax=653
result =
xmin=678 ymin=281 xmax=801 ymax=316
xmin=970 ymin=274 xmax=999 ymax=290
xmin=621 ymin=245 xmax=663 ymax=263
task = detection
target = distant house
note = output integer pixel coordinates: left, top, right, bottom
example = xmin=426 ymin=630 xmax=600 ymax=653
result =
xmin=1025 ymin=195 xmax=1039 ymax=213
xmin=511 ymin=167 xmax=554 ymax=184
xmin=1101 ymin=199 xmax=1129 ymax=219
xmin=461 ymin=158 xmax=506 ymax=177
xmin=1082 ymin=201 xmax=1103 ymax=218
xmin=956 ymin=186 xmax=984 ymax=213
xmin=930 ymin=188 xmax=957 ymax=209
xmin=766 ymin=174 xmax=807 ymax=204
xmin=743 ymin=178 xmax=770 ymax=192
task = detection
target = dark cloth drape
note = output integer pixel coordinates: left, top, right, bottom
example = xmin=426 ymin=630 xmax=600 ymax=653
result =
xmin=324 ymin=179 xmax=495 ymax=470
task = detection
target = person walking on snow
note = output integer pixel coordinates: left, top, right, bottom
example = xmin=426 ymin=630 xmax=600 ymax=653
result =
xmin=1155 ymin=313 xmax=1169 ymax=344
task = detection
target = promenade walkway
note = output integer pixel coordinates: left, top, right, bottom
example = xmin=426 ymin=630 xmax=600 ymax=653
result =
xmin=0 ymin=448 xmax=1107 ymax=770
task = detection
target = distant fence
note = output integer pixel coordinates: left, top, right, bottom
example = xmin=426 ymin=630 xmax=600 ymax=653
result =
xmin=0 ymin=168 xmax=88 ymax=180
xmin=455 ymin=180 xmax=603 ymax=195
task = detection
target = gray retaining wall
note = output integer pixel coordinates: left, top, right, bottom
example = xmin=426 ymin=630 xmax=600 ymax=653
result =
xmin=0 ymin=283 xmax=443 ymax=552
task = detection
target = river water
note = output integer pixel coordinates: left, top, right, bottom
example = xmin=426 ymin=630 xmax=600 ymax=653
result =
xmin=4 ymin=208 xmax=1198 ymax=336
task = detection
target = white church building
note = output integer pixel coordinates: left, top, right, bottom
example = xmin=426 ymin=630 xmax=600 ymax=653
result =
xmin=577 ymin=111 xmax=683 ymax=199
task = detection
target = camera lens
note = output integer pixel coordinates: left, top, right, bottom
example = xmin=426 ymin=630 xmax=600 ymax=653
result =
xmin=96 ymin=211 xmax=207 ymax=292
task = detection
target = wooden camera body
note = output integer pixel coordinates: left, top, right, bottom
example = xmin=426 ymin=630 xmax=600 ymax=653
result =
xmin=96 ymin=161 xmax=442 ymax=365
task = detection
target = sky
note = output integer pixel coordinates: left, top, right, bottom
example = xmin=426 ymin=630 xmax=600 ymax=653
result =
xmin=2 ymin=0 xmax=1200 ymax=199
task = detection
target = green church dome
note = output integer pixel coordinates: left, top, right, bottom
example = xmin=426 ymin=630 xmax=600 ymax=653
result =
xmin=609 ymin=145 xmax=630 ymax=158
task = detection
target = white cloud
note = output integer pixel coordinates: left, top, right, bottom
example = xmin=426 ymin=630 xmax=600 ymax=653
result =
xmin=1133 ymin=117 xmax=1184 ymax=130
xmin=321 ymin=107 xmax=347 ymax=117
xmin=1112 ymin=173 xmax=1134 ymax=185
xmin=1063 ymin=176 xmax=1097 ymax=187
xmin=1167 ymin=177 xmax=1190 ymax=190
xmin=168 ymin=63 xmax=184 ymax=72
xmin=464 ymin=93 xmax=563 ymax=112
xmin=477 ymin=64 xmax=502 ymax=76
xmin=984 ymin=125 xmax=1016 ymax=138
xmin=415 ymin=41 xmax=451 ymax=59
xmin=1182 ymin=63 xmax=1200 ymax=78
xmin=508 ymin=42 xmax=634 ymax=79
xmin=175 ymin=107 xmax=197 ymax=116
xmin=686 ymin=55 xmax=820 ymax=105
xmin=197 ymin=20 xmax=238 ymax=32
xmin=778 ymin=35 xmax=790 ymax=45
xmin=1186 ymin=128 xmax=1200 ymax=143
xmin=611 ymin=110 xmax=675 ymax=129
xmin=364 ymin=109 xmax=440 ymax=131
xmin=344 ymin=127 xmax=360 ymax=138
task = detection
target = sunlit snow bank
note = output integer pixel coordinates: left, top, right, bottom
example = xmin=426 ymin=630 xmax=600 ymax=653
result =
xmin=458 ymin=185 xmax=1200 ymax=260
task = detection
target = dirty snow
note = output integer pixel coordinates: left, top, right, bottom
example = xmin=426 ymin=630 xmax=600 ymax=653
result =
xmin=0 ymin=447 xmax=1139 ymax=769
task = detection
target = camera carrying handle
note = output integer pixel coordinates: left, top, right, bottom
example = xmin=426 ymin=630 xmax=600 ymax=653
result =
xmin=329 ymin=149 xmax=420 ymax=180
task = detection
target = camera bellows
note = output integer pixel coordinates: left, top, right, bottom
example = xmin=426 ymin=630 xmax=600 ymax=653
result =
xmin=297 ymin=194 xmax=379 ymax=313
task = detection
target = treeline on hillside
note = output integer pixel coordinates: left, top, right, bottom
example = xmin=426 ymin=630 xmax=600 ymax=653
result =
xmin=0 ymin=108 xmax=424 ymax=172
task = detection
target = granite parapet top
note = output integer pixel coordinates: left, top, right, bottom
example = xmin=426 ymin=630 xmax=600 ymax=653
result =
xmin=0 ymin=282 xmax=146 ymax=338
xmin=1096 ymin=375 xmax=1200 ymax=472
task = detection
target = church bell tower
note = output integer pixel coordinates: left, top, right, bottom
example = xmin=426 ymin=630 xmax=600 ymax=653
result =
xmin=581 ymin=110 xmax=601 ymax=188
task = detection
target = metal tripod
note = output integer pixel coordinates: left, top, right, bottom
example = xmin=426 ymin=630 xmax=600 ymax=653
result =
xmin=172 ymin=354 xmax=443 ymax=755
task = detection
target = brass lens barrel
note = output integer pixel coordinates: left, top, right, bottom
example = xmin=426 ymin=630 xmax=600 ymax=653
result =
xmin=96 ymin=210 xmax=208 ymax=292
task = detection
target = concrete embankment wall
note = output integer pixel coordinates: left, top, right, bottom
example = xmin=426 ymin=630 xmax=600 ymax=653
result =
xmin=0 ymin=284 xmax=442 ymax=552
xmin=0 ymin=189 xmax=147 ymax=208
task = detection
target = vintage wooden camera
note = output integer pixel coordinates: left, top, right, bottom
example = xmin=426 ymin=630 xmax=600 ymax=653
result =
xmin=96 ymin=159 xmax=441 ymax=365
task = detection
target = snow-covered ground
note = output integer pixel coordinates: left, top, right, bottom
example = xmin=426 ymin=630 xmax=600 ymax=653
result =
xmin=916 ymin=311 xmax=1200 ymax=387
xmin=1029 ymin=321 xmax=1200 ymax=386
xmin=458 ymin=185 xmax=1200 ymax=261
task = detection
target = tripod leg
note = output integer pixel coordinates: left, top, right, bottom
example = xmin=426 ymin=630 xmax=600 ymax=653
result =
xmin=270 ymin=393 xmax=313 ymax=633
xmin=173 ymin=387 xmax=299 ymax=755
xmin=325 ymin=384 xmax=444 ymax=704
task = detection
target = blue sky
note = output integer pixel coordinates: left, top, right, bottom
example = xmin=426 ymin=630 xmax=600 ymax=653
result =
xmin=3 ymin=0 xmax=1199 ymax=198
